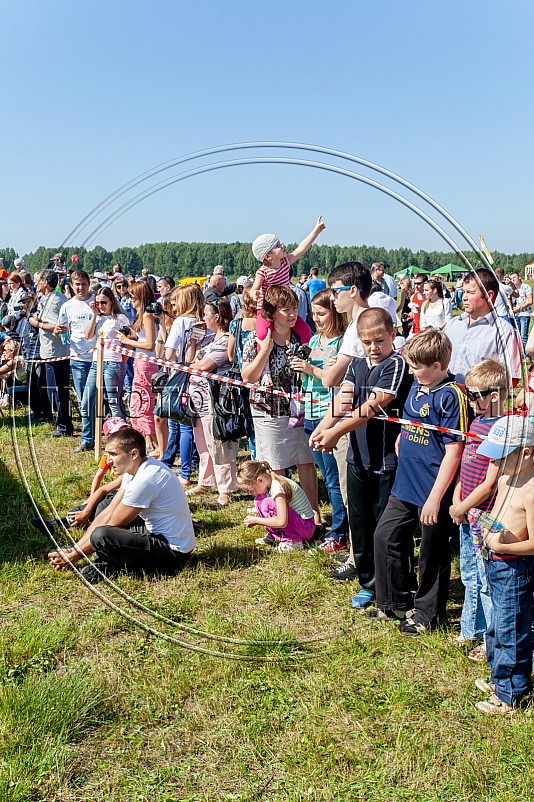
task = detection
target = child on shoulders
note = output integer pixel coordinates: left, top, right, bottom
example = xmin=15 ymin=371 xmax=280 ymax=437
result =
xmin=251 ymin=216 xmax=325 ymax=344
xmin=237 ymin=460 xmax=315 ymax=553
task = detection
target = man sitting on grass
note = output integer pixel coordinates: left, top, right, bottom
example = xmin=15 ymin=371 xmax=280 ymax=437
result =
xmin=48 ymin=427 xmax=195 ymax=584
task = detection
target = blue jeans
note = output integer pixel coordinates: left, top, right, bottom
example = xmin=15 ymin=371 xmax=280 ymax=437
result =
xmin=304 ymin=419 xmax=348 ymax=541
xmin=83 ymin=361 xmax=126 ymax=444
xmin=484 ymin=553 xmax=534 ymax=706
xmin=124 ymin=356 xmax=134 ymax=397
xmin=516 ymin=315 xmax=529 ymax=352
xmin=459 ymin=524 xmax=492 ymax=640
xmin=71 ymin=360 xmax=93 ymax=445
xmin=161 ymin=418 xmax=195 ymax=480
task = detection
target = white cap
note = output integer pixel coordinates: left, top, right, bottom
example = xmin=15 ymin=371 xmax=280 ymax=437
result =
xmin=213 ymin=265 xmax=224 ymax=275
xmin=477 ymin=415 xmax=534 ymax=460
xmin=368 ymin=290 xmax=397 ymax=324
xmin=252 ymin=233 xmax=279 ymax=262
xmin=14 ymin=257 xmax=25 ymax=268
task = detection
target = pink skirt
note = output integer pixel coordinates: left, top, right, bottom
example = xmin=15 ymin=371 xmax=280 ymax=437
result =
xmin=129 ymin=359 xmax=158 ymax=436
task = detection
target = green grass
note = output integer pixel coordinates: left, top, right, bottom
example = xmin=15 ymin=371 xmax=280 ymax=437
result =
xmin=1 ymin=412 xmax=534 ymax=801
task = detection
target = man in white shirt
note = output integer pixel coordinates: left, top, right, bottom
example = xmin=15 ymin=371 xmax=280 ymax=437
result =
xmin=48 ymin=427 xmax=195 ymax=583
xmin=54 ymin=270 xmax=95 ymax=451
xmin=371 ymin=262 xmax=397 ymax=298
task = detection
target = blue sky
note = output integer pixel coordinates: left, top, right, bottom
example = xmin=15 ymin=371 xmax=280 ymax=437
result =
xmin=3 ymin=0 xmax=533 ymax=257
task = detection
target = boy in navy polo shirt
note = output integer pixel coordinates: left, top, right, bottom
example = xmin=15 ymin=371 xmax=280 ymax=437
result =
xmin=372 ymin=329 xmax=467 ymax=634
xmin=310 ymin=308 xmax=412 ymax=607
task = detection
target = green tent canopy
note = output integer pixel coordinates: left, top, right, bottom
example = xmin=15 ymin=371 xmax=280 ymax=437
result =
xmin=393 ymin=265 xmax=433 ymax=279
xmin=433 ymin=263 xmax=465 ymax=278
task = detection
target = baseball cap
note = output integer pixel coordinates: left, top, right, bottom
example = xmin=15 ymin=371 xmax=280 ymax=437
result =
xmin=51 ymin=252 xmax=65 ymax=262
xmin=368 ymin=290 xmax=397 ymax=324
xmin=213 ymin=265 xmax=224 ymax=275
xmin=236 ymin=275 xmax=252 ymax=288
xmin=103 ymin=417 xmax=130 ymax=436
xmin=476 ymin=415 xmax=534 ymax=460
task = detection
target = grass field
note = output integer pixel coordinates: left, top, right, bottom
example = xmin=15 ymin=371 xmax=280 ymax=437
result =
xmin=1 ymin=410 xmax=534 ymax=802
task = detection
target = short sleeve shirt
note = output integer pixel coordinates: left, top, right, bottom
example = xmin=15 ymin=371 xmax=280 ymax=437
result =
xmin=339 ymin=319 xmax=365 ymax=359
xmin=344 ymin=353 xmax=412 ymax=471
xmin=165 ymin=316 xmax=196 ymax=359
xmin=459 ymin=415 xmax=498 ymax=512
xmin=62 ymin=296 xmax=96 ymax=362
xmin=302 ymin=333 xmax=343 ymax=419
xmin=94 ymin=314 xmax=130 ymax=362
xmin=515 ymin=283 xmax=532 ymax=317
xmin=121 ymin=458 xmax=195 ymax=551
xmin=256 ymin=255 xmax=291 ymax=309
xmin=392 ymin=376 xmax=467 ymax=507
xmin=443 ymin=311 xmax=522 ymax=383
xmin=38 ymin=291 xmax=69 ymax=359
xmin=189 ymin=334 xmax=231 ymax=416
xmin=270 ymin=476 xmax=315 ymax=520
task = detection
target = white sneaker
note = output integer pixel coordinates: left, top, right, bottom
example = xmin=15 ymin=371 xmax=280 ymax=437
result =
xmin=273 ymin=540 xmax=304 ymax=553
xmin=255 ymin=533 xmax=276 ymax=545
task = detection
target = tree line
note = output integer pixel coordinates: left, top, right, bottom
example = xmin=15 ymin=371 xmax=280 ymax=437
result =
xmin=2 ymin=242 xmax=533 ymax=279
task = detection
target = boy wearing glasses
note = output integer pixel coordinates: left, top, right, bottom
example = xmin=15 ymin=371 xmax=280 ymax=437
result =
xmin=449 ymin=358 xmax=510 ymax=656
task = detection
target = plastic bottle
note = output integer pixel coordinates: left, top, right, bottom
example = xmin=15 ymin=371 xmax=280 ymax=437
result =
xmin=58 ymin=311 xmax=70 ymax=346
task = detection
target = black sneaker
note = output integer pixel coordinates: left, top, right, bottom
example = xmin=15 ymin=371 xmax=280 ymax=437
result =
xmin=329 ymin=562 xmax=358 ymax=582
xmin=399 ymin=614 xmax=430 ymax=636
xmin=30 ymin=517 xmax=69 ymax=535
xmin=366 ymin=608 xmax=396 ymax=621
xmin=80 ymin=562 xmax=115 ymax=585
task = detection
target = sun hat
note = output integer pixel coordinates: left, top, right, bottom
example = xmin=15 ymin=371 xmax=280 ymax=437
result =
xmin=252 ymin=233 xmax=279 ymax=262
xmin=476 ymin=415 xmax=534 ymax=460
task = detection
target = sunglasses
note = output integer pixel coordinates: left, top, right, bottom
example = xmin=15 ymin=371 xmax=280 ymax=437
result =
xmin=414 ymin=281 xmax=424 ymax=286
xmin=330 ymin=285 xmax=353 ymax=298
xmin=465 ymin=387 xmax=493 ymax=402
xmin=116 ymin=283 xmax=127 ymax=288
xmin=95 ymin=299 xmax=111 ymax=306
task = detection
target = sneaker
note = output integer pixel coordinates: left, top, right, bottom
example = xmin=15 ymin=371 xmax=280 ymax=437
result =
xmin=475 ymin=694 xmax=514 ymax=715
xmin=273 ymin=540 xmax=304 ymax=553
xmin=475 ymin=678 xmax=495 ymax=694
xmin=255 ymin=533 xmax=276 ymax=545
xmin=74 ymin=443 xmax=93 ymax=453
xmin=351 ymin=589 xmax=375 ymax=609
xmin=318 ymin=535 xmax=348 ymax=554
xmin=399 ymin=613 xmax=429 ymax=636
xmin=366 ymin=608 xmax=411 ymax=621
xmin=329 ymin=562 xmax=358 ymax=582
xmin=30 ymin=517 xmax=69 ymax=535
xmin=80 ymin=562 xmax=115 ymax=585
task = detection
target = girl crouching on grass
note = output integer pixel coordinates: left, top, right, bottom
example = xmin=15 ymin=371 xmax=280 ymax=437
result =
xmin=237 ymin=460 xmax=315 ymax=553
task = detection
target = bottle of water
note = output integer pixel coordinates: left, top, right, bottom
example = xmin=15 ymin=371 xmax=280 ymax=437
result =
xmin=58 ymin=311 xmax=70 ymax=346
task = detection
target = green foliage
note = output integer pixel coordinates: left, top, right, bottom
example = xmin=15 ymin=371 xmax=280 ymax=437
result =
xmin=7 ymin=242 xmax=534 ymax=280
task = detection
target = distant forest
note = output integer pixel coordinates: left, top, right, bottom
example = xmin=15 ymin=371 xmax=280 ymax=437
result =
xmin=2 ymin=243 xmax=533 ymax=279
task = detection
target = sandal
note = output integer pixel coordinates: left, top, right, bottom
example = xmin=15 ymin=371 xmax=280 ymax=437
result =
xmin=468 ymin=642 xmax=487 ymax=662
xmin=178 ymin=476 xmax=191 ymax=488
xmin=447 ymin=633 xmax=470 ymax=646
xmin=209 ymin=493 xmax=232 ymax=509
xmin=186 ymin=485 xmax=212 ymax=497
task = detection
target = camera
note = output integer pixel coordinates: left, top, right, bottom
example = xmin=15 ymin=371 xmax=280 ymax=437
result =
xmin=146 ymin=302 xmax=163 ymax=315
xmin=288 ymin=342 xmax=312 ymax=360
xmin=13 ymin=305 xmax=24 ymax=311
xmin=118 ymin=325 xmax=131 ymax=336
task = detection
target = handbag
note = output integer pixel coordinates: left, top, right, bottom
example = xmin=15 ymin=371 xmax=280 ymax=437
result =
xmin=209 ymin=368 xmax=251 ymax=442
xmin=153 ymin=366 xmax=198 ymax=425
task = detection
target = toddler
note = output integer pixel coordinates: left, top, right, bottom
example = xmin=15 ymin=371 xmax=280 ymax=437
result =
xmin=251 ymin=216 xmax=325 ymax=343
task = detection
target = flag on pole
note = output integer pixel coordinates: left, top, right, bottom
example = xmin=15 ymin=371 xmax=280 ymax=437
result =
xmin=479 ymin=236 xmax=494 ymax=265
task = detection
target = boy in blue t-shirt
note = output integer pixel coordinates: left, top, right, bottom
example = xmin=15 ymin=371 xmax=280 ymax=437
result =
xmin=310 ymin=308 xmax=412 ymax=607
xmin=371 ymin=329 xmax=467 ymax=634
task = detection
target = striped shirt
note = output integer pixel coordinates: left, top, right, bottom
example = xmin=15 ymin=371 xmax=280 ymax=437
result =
xmin=270 ymin=477 xmax=314 ymax=520
xmin=256 ymin=255 xmax=291 ymax=310
xmin=459 ymin=416 xmax=498 ymax=512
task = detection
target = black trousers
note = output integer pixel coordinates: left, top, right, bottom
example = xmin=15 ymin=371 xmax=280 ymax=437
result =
xmin=373 ymin=494 xmax=451 ymax=625
xmin=346 ymin=463 xmax=396 ymax=592
xmin=90 ymin=525 xmax=191 ymax=575
xmin=45 ymin=359 xmax=73 ymax=434
xmin=27 ymin=362 xmax=52 ymax=419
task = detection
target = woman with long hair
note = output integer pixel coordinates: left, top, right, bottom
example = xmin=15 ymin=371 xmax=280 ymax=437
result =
xmin=83 ymin=287 xmax=130 ymax=443
xmin=241 ymin=286 xmax=320 ymax=527
xmin=289 ymin=289 xmax=349 ymax=550
xmin=397 ymin=276 xmax=413 ymax=338
xmin=186 ymin=297 xmax=238 ymax=507
xmin=420 ymin=279 xmax=452 ymax=330
xmin=161 ymin=284 xmax=206 ymax=484
xmin=116 ymin=280 xmax=159 ymax=454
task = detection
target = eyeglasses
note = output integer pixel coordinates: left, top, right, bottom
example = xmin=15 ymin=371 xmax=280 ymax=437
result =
xmin=330 ymin=285 xmax=353 ymax=298
xmin=465 ymin=388 xmax=493 ymax=402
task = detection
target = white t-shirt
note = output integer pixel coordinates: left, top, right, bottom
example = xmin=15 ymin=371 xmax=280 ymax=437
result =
xmin=494 ymin=284 xmax=514 ymax=318
xmin=120 ymin=458 xmax=195 ymax=552
xmin=339 ymin=319 xmax=365 ymax=359
xmin=382 ymin=273 xmax=398 ymax=298
xmin=62 ymin=295 xmax=95 ymax=362
xmin=165 ymin=315 xmax=196 ymax=358
xmin=93 ymin=314 xmax=130 ymax=362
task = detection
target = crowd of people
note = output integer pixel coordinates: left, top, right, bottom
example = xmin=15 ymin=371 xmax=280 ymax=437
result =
xmin=2 ymin=229 xmax=534 ymax=716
